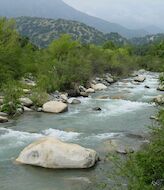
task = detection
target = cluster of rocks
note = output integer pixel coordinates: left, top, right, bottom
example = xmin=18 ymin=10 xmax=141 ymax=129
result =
xmin=157 ymin=84 xmax=164 ymax=91
xmin=0 ymin=73 xmax=116 ymax=121
xmin=153 ymin=95 xmax=164 ymax=105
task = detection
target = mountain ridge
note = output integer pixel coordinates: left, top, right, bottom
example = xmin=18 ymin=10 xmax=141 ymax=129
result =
xmin=0 ymin=0 xmax=148 ymax=38
xmin=16 ymin=16 xmax=128 ymax=47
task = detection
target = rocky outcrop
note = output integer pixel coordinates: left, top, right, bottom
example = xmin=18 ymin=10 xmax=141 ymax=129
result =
xmin=19 ymin=97 xmax=33 ymax=107
xmin=153 ymin=95 xmax=164 ymax=105
xmin=157 ymin=84 xmax=164 ymax=91
xmin=92 ymin=107 xmax=102 ymax=111
xmin=21 ymin=77 xmax=36 ymax=87
xmin=16 ymin=137 xmax=98 ymax=169
xmin=91 ymin=83 xmax=107 ymax=91
xmin=70 ymin=99 xmax=81 ymax=105
xmin=106 ymin=140 xmax=135 ymax=154
xmin=23 ymin=89 xmax=31 ymax=94
xmin=105 ymin=76 xmax=114 ymax=84
xmin=79 ymin=92 xmax=89 ymax=97
xmin=145 ymin=85 xmax=150 ymax=89
xmin=43 ymin=101 xmax=68 ymax=113
xmin=0 ymin=112 xmax=8 ymax=117
xmin=60 ymin=94 xmax=68 ymax=103
xmin=0 ymin=116 xmax=8 ymax=123
xmin=23 ymin=106 xmax=33 ymax=112
xmin=134 ymin=76 xmax=146 ymax=82
xmin=79 ymin=86 xmax=87 ymax=93
xmin=86 ymin=88 xmax=95 ymax=93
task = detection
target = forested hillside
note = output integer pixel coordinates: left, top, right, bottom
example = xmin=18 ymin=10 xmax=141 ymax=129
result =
xmin=130 ymin=33 xmax=164 ymax=46
xmin=16 ymin=17 xmax=128 ymax=47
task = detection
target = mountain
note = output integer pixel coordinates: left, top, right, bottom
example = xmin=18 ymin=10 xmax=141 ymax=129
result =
xmin=130 ymin=33 xmax=164 ymax=46
xmin=142 ymin=25 xmax=164 ymax=35
xmin=0 ymin=0 xmax=148 ymax=38
xmin=16 ymin=17 xmax=128 ymax=47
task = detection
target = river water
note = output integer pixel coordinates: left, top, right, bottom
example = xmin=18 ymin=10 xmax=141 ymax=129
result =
xmin=0 ymin=72 xmax=163 ymax=190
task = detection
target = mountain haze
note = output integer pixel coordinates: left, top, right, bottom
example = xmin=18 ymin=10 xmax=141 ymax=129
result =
xmin=0 ymin=0 xmax=148 ymax=38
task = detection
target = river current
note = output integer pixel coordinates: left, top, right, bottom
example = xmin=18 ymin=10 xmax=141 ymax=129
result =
xmin=0 ymin=71 xmax=163 ymax=190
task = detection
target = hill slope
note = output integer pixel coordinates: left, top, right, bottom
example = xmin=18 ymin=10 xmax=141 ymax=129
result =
xmin=16 ymin=17 xmax=128 ymax=47
xmin=0 ymin=0 xmax=147 ymax=38
xmin=130 ymin=33 xmax=164 ymax=46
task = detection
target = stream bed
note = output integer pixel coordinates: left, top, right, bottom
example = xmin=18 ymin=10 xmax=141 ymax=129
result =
xmin=0 ymin=71 xmax=163 ymax=190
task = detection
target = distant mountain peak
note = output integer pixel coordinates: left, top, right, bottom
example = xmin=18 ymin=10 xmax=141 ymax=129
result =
xmin=0 ymin=0 xmax=148 ymax=38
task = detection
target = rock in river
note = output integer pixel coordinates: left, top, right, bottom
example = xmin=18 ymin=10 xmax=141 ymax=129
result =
xmin=93 ymin=107 xmax=102 ymax=111
xmin=91 ymin=83 xmax=107 ymax=91
xmin=0 ymin=116 xmax=8 ymax=123
xmin=134 ymin=76 xmax=146 ymax=82
xmin=70 ymin=99 xmax=81 ymax=104
xmin=86 ymin=88 xmax=95 ymax=93
xmin=16 ymin=137 xmax=98 ymax=169
xmin=153 ymin=95 xmax=164 ymax=105
xmin=157 ymin=84 xmax=164 ymax=91
xmin=43 ymin=101 xmax=68 ymax=113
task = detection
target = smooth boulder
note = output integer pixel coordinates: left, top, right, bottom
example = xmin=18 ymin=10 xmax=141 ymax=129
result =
xmin=16 ymin=137 xmax=98 ymax=169
xmin=0 ymin=116 xmax=8 ymax=123
xmin=86 ymin=88 xmax=95 ymax=93
xmin=134 ymin=76 xmax=146 ymax=82
xmin=71 ymin=99 xmax=81 ymax=104
xmin=91 ymin=83 xmax=107 ymax=91
xmin=19 ymin=97 xmax=33 ymax=107
xmin=43 ymin=101 xmax=68 ymax=113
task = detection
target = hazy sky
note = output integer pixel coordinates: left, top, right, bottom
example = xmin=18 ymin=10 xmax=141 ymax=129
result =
xmin=63 ymin=0 xmax=164 ymax=30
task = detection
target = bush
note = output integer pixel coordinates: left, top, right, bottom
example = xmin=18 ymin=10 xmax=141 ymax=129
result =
xmin=115 ymin=110 xmax=164 ymax=190
xmin=1 ymin=81 xmax=22 ymax=115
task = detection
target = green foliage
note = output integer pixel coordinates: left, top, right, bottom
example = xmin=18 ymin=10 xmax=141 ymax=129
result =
xmin=0 ymin=17 xmax=164 ymax=110
xmin=1 ymin=81 xmax=22 ymax=115
xmin=159 ymin=73 xmax=164 ymax=84
xmin=115 ymin=110 xmax=164 ymax=190
xmin=31 ymin=88 xmax=48 ymax=107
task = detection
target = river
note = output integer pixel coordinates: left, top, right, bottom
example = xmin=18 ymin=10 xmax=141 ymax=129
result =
xmin=0 ymin=71 xmax=163 ymax=190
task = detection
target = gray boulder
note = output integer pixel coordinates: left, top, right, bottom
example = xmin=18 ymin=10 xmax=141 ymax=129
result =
xmin=19 ymin=97 xmax=33 ymax=107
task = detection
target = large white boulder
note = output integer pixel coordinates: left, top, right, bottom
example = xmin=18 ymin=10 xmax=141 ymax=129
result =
xmin=16 ymin=137 xmax=98 ymax=169
xmin=134 ymin=76 xmax=146 ymax=82
xmin=91 ymin=83 xmax=107 ymax=91
xmin=19 ymin=97 xmax=33 ymax=107
xmin=43 ymin=101 xmax=68 ymax=113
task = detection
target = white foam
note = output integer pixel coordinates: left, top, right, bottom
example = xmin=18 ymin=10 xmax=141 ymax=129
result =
xmin=42 ymin=128 xmax=81 ymax=141
xmin=0 ymin=127 xmax=81 ymax=150
xmin=96 ymin=99 xmax=152 ymax=117
xmin=0 ymin=128 xmax=42 ymax=140
xmin=86 ymin=132 xmax=122 ymax=141
xmin=0 ymin=128 xmax=43 ymax=149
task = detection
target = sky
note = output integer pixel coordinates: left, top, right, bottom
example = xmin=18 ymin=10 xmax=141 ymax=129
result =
xmin=63 ymin=0 xmax=164 ymax=30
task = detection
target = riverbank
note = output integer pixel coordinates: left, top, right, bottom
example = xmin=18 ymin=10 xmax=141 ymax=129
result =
xmin=1 ymin=70 xmax=163 ymax=124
